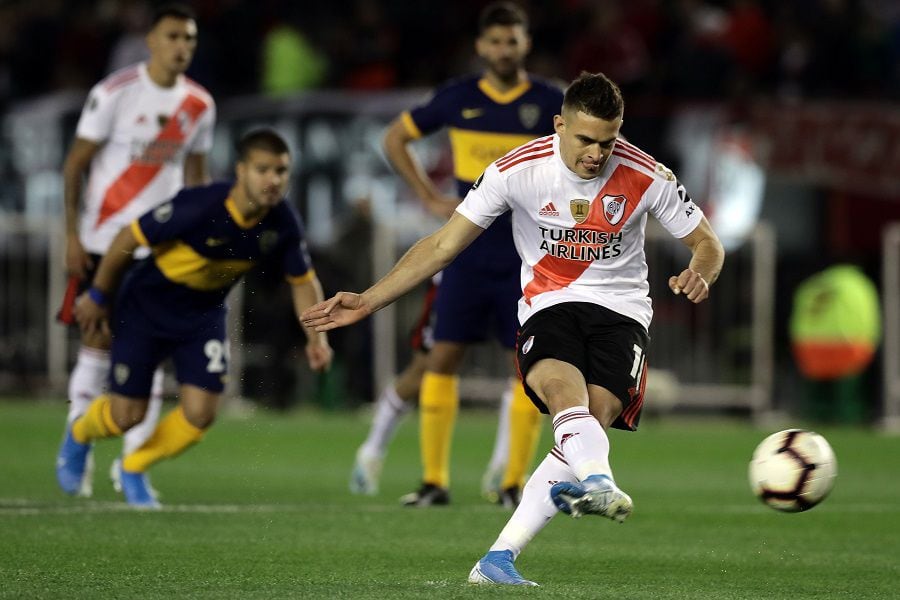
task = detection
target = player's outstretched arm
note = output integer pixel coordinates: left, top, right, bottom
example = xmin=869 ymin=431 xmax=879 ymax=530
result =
xmin=669 ymin=216 xmax=725 ymax=304
xmin=302 ymin=212 xmax=484 ymax=331
xmin=290 ymin=275 xmax=333 ymax=372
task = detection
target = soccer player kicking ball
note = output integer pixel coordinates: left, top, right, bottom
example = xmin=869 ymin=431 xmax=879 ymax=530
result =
xmin=303 ymin=72 xmax=724 ymax=585
xmin=56 ymin=129 xmax=332 ymax=508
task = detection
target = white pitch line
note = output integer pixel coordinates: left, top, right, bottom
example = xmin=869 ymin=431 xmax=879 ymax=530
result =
xmin=2 ymin=498 xmax=897 ymax=516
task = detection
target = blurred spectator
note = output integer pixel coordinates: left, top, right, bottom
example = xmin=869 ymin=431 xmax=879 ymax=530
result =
xmin=564 ymin=1 xmax=651 ymax=94
xmin=261 ymin=14 xmax=327 ymax=95
xmin=333 ymin=0 xmax=399 ymax=90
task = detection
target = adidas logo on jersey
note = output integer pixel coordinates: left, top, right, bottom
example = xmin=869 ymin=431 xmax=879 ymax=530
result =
xmin=539 ymin=202 xmax=559 ymax=216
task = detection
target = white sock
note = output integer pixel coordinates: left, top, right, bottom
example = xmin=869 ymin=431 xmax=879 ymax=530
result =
xmin=489 ymin=451 xmax=576 ymax=558
xmin=359 ymin=384 xmax=412 ymax=458
xmin=122 ymin=368 xmax=165 ymax=456
xmin=486 ymin=385 xmax=513 ymax=472
xmin=552 ymin=407 xmax=612 ymax=481
xmin=67 ymin=347 xmax=110 ymax=424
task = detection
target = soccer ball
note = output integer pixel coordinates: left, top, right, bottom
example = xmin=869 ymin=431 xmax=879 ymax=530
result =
xmin=748 ymin=429 xmax=837 ymax=512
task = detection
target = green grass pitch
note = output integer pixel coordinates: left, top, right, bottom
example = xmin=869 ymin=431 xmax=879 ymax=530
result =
xmin=1 ymin=399 xmax=898 ymax=599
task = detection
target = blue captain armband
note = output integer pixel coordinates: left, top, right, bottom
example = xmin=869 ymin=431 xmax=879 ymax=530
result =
xmin=87 ymin=286 xmax=108 ymax=306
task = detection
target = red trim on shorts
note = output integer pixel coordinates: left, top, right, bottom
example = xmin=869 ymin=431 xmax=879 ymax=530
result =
xmin=622 ymin=359 xmax=648 ymax=428
xmin=56 ymin=276 xmax=81 ymax=325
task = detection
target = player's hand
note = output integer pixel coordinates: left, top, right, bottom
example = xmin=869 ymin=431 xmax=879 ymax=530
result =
xmin=73 ymin=292 xmax=110 ymax=337
xmin=305 ymin=339 xmax=333 ymax=372
xmin=65 ymin=235 xmax=93 ymax=280
xmin=301 ymin=292 xmax=371 ymax=331
xmin=425 ymin=195 xmax=460 ymax=220
xmin=669 ymin=268 xmax=709 ymax=303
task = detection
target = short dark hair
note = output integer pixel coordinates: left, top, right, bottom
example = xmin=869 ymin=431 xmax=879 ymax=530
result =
xmin=478 ymin=1 xmax=528 ymax=34
xmin=562 ymin=72 xmax=625 ymax=121
xmin=150 ymin=3 xmax=196 ymax=28
xmin=236 ymin=128 xmax=291 ymax=161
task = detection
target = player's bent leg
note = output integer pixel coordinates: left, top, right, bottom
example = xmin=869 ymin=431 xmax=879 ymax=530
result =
xmin=481 ymin=386 xmax=512 ymax=503
xmin=113 ymin=371 xmax=165 ymax=496
xmin=498 ymin=380 xmax=543 ymax=508
xmin=57 ymin=393 xmax=127 ymax=495
xmin=405 ymin=342 xmax=466 ymax=505
xmin=414 ymin=371 xmax=459 ymax=496
xmin=123 ymin=388 xmax=212 ymax=473
xmin=351 ymin=354 xmax=424 ymax=495
xmin=61 ymin=342 xmax=111 ymax=497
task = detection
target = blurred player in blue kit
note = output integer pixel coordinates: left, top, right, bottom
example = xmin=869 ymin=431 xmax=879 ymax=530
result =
xmin=351 ymin=1 xmax=564 ymax=508
xmin=56 ymin=129 xmax=332 ymax=508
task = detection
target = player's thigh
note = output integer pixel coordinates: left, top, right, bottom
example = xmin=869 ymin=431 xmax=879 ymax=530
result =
xmin=426 ymin=341 xmax=467 ymax=374
xmin=108 ymin=318 xmax=173 ymax=400
xmin=515 ymin=303 xmax=591 ymax=415
xmin=170 ymin=322 xmax=229 ymax=397
xmin=525 ymin=358 xmax=590 ymax=416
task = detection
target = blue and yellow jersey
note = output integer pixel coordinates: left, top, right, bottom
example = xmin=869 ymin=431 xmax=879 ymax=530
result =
xmin=403 ymin=74 xmax=563 ymax=271
xmin=117 ymin=182 xmax=313 ymax=336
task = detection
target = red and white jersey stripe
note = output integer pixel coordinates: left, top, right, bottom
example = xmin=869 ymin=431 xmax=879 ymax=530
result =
xmin=75 ymin=62 xmax=216 ymax=254
xmin=456 ymin=134 xmax=703 ymax=329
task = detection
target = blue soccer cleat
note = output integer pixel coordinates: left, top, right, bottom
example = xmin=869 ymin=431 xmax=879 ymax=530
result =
xmin=56 ymin=427 xmax=94 ymax=496
xmin=468 ymin=550 xmax=538 ymax=586
xmin=550 ymin=474 xmax=633 ymax=522
xmin=118 ymin=463 xmax=162 ymax=510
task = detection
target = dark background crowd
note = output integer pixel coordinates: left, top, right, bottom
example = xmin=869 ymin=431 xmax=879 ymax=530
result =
xmin=2 ymin=0 xmax=898 ymax=110
xmin=0 ymin=0 xmax=897 ymax=417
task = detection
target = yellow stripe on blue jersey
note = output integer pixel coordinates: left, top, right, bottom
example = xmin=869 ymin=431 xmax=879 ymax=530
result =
xmin=286 ymin=270 xmax=316 ymax=285
xmin=406 ymin=74 xmax=563 ymax=198
xmin=448 ymin=129 xmax=538 ymax=183
xmin=122 ymin=182 xmax=313 ymax=334
xmin=152 ymin=240 xmax=254 ymax=291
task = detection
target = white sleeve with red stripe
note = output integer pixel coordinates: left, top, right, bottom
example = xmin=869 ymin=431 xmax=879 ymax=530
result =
xmin=74 ymin=83 xmax=117 ymax=143
xmin=456 ymin=164 xmax=511 ymax=229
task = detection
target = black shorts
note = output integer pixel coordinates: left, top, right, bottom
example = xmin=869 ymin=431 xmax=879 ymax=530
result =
xmin=516 ymin=302 xmax=650 ymax=431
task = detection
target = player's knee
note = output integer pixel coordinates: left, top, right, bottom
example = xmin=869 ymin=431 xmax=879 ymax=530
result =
xmin=588 ymin=393 xmax=623 ymax=429
xmin=539 ymin=377 xmax=587 ymax=414
xmin=81 ymin=329 xmax=111 ymax=350
xmin=181 ymin=404 xmax=216 ymax=429
xmin=112 ymin=398 xmax=148 ymax=432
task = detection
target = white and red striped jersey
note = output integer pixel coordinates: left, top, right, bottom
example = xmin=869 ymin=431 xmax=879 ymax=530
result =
xmin=456 ymin=134 xmax=703 ymax=329
xmin=75 ymin=62 xmax=216 ymax=254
